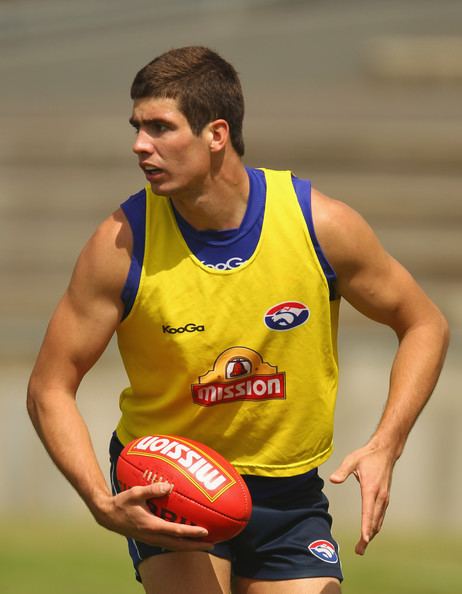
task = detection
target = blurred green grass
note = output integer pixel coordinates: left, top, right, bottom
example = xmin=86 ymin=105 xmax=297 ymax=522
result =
xmin=1 ymin=516 xmax=461 ymax=593
xmin=339 ymin=529 xmax=462 ymax=594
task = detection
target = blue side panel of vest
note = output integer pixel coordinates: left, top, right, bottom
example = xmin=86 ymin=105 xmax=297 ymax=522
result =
xmin=120 ymin=189 xmax=146 ymax=320
xmin=291 ymin=176 xmax=337 ymax=300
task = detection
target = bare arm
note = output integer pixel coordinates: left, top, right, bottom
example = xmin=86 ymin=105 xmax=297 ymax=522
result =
xmin=312 ymin=189 xmax=449 ymax=554
xmin=27 ymin=209 xmax=210 ymax=550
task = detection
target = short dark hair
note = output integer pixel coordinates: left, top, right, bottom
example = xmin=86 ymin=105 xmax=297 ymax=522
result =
xmin=131 ymin=46 xmax=245 ymax=156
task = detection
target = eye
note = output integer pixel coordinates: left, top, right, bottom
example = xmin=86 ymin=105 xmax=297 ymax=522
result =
xmin=129 ymin=120 xmax=171 ymax=135
xmin=151 ymin=122 xmax=170 ymax=134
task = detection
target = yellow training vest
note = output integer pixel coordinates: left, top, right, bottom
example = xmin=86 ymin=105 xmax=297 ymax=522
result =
xmin=116 ymin=168 xmax=340 ymax=477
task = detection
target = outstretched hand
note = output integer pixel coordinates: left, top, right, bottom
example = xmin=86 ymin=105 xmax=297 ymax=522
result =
xmin=95 ymin=482 xmax=213 ymax=552
xmin=329 ymin=442 xmax=397 ymax=555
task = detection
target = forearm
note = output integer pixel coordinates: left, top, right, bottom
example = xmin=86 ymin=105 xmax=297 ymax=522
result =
xmin=27 ymin=386 xmax=213 ymax=549
xmin=27 ymin=385 xmax=111 ymax=520
xmin=369 ymin=310 xmax=449 ymax=457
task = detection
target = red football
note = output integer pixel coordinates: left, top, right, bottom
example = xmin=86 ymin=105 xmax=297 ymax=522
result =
xmin=116 ymin=434 xmax=252 ymax=543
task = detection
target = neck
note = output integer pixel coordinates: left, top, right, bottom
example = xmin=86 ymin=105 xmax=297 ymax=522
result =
xmin=170 ymin=155 xmax=249 ymax=231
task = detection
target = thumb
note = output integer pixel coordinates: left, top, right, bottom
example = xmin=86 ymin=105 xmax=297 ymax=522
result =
xmin=132 ymin=481 xmax=172 ymax=500
xmin=146 ymin=481 xmax=173 ymax=497
xmin=329 ymin=457 xmax=356 ymax=485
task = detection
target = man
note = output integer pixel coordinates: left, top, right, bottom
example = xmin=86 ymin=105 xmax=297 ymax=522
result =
xmin=27 ymin=46 xmax=449 ymax=594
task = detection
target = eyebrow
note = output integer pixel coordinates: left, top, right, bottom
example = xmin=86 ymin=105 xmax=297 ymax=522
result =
xmin=129 ymin=116 xmax=172 ymax=128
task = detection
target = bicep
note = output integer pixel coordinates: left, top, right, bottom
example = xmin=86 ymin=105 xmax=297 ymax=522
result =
xmin=313 ymin=190 xmax=435 ymax=336
xmin=33 ymin=290 xmax=119 ymax=394
xmin=338 ymin=249 xmax=431 ymax=336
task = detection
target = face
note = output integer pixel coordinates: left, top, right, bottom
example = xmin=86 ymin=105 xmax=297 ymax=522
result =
xmin=130 ymin=97 xmax=213 ymax=197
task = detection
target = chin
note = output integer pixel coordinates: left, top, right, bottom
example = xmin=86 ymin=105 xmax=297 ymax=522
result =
xmin=149 ymin=181 xmax=172 ymax=196
xmin=150 ymin=174 xmax=201 ymax=198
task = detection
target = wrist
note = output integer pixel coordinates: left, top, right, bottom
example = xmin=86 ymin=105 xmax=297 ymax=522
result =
xmin=86 ymin=488 xmax=115 ymax=525
xmin=367 ymin=430 xmax=405 ymax=461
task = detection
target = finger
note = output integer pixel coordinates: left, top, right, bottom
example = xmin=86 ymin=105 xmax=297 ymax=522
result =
xmin=355 ymin=535 xmax=369 ymax=556
xmin=356 ymin=480 xmax=376 ymax=555
xmin=153 ymin=518 xmax=209 ymax=540
xmin=355 ymin=499 xmax=373 ymax=555
xmin=121 ymin=483 xmax=212 ymax=543
xmin=371 ymin=488 xmax=390 ymax=537
xmin=136 ymin=518 xmax=212 ymax=550
xmin=377 ymin=504 xmax=388 ymax=532
xmin=356 ymin=484 xmax=389 ymax=555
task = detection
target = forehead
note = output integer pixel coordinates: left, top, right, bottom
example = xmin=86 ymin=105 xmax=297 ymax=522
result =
xmin=130 ymin=96 xmax=186 ymax=124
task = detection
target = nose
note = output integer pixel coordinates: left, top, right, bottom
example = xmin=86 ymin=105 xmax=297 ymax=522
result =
xmin=132 ymin=129 xmax=154 ymax=155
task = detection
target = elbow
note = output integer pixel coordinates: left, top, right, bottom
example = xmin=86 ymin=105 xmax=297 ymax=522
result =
xmin=438 ymin=310 xmax=450 ymax=354
xmin=426 ymin=305 xmax=450 ymax=362
xmin=397 ymin=304 xmax=450 ymax=360
xmin=26 ymin=377 xmax=40 ymax=424
xmin=26 ymin=373 xmax=49 ymax=426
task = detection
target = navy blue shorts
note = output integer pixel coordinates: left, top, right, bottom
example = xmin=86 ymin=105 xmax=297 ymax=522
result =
xmin=109 ymin=433 xmax=343 ymax=583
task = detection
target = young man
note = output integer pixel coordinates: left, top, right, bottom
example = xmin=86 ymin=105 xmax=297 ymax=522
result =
xmin=27 ymin=46 xmax=449 ymax=594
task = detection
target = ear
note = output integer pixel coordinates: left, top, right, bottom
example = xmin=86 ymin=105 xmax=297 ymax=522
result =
xmin=207 ymin=119 xmax=229 ymax=152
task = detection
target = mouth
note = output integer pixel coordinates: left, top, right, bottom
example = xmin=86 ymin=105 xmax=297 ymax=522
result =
xmin=141 ymin=164 xmax=164 ymax=180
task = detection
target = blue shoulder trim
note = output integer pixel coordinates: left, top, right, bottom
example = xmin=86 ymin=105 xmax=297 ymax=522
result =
xmin=291 ymin=176 xmax=337 ymax=300
xmin=120 ymin=189 xmax=146 ymax=320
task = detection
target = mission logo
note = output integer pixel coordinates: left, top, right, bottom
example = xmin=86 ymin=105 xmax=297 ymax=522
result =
xmin=191 ymin=346 xmax=286 ymax=407
xmin=264 ymin=301 xmax=310 ymax=331
xmin=126 ymin=435 xmax=235 ymax=500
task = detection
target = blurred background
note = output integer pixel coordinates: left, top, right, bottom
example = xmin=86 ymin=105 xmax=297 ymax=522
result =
xmin=1 ymin=0 xmax=461 ymax=591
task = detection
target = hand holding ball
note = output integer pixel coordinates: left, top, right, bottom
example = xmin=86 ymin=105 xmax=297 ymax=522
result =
xmin=116 ymin=435 xmax=252 ymax=543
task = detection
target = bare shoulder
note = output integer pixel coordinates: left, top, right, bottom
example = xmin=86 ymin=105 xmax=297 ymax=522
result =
xmin=310 ymin=187 xmax=445 ymax=330
xmin=310 ymin=186 xmax=386 ymax=275
xmin=69 ymin=208 xmax=132 ymax=303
